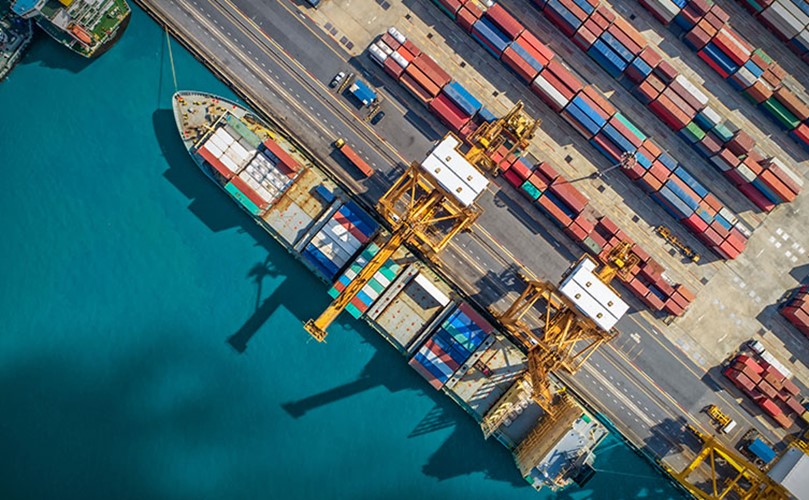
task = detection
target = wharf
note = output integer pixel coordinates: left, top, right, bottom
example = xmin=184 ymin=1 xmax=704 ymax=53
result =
xmin=0 ymin=8 xmax=32 ymax=81
xmin=134 ymin=0 xmax=808 ymax=486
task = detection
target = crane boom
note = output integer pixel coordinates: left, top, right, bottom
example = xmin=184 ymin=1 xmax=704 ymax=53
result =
xmin=304 ymin=190 xmax=444 ymax=342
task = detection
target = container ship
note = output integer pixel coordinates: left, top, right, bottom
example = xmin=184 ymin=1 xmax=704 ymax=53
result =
xmin=0 ymin=1 xmax=33 ymax=80
xmin=11 ymin=0 xmax=130 ymax=58
xmin=172 ymin=90 xmax=608 ymax=492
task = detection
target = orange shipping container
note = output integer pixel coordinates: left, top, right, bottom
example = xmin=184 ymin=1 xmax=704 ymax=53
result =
xmin=405 ymin=64 xmax=441 ymax=97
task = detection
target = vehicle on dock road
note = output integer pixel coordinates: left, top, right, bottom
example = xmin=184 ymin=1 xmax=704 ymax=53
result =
xmin=329 ymin=71 xmax=345 ymax=88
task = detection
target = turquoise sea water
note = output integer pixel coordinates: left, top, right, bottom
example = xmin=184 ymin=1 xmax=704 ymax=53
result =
xmin=0 ymin=9 xmax=684 ymax=499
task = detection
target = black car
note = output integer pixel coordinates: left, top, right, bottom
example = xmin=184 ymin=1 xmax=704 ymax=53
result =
xmin=370 ymin=111 xmax=385 ymax=125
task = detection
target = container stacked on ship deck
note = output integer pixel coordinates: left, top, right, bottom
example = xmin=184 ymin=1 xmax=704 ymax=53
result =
xmin=501 ymin=154 xmax=695 ymax=315
xmin=369 ymin=27 xmax=695 ymax=313
xmin=724 ymin=353 xmax=806 ymax=428
xmin=301 ymin=200 xmax=379 ymax=280
xmin=424 ymin=2 xmax=754 ymax=260
xmin=521 ymin=0 xmax=804 ymax=212
xmin=193 ymin=116 xmax=303 ymax=217
xmin=780 ymin=284 xmax=809 ymax=337
xmin=637 ymin=0 xmax=809 ymax=151
xmin=734 ymin=0 xmax=809 ymax=66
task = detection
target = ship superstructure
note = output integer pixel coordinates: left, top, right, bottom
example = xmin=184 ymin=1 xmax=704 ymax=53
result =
xmin=172 ymin=91 xmax=608 ymax=492
xmin=0 ymin=0 xmax=32 ymax=80
xmin=12 ymin=0 xmax=129 ymax=57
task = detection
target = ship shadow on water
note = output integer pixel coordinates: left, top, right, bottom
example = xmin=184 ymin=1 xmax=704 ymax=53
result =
xmin=20 ymin=32 xmax=94 ymax=74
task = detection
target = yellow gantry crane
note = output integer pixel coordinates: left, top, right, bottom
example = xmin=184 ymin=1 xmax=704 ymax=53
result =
xmin=665 ymin=426 xmax=789 ymax=500
xmin=490 ymin=244 xmax=635 ymax=414
xmin=303 ymin=161 xmax=482 ymax=342
xmin=465 ymin=101 xmax=540 ymax=175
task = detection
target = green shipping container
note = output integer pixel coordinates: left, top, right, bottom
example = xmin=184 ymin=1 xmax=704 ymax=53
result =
xmin=328 ymin=286 xmax=340 ymax=299
xmin=521 ymin=180 xmax=542 ymax=200
xmin=682 ymin=121 xmax=706 ymax=143
xmin=225 ymin=181 xmax=263 ymax=215
xmin=760 ymin=98 xmax=801 ymax=129
xmin=225 ymin=114 xmax=262 ymax=149
xmin=613 ymin=112 xmax=647 ymax=142
xmin=582 ymin=236 xmax=602 ymax=256
xmin=713 ymin=123 xmax=734 ymax=143
xmin=346 ymin=303 xmax=363 ymax=319
xmin=753 ymin=48 xmax=773 ymax=65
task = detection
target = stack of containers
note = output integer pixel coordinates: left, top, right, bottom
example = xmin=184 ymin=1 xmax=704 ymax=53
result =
xmin=409 ymin=303 xmax=493 ymax=389
xmin=499 ymin=154 xmax=695 ymax=316
xmin=328 ymin=242 xmax=403 ymax=319
xmin=302 ymin=202 xmax=378 ymax=280
xmin=369 ymin=30 xmax=483 ymax=133
xmin=724 ymin=354 xmax=805 ymax=428
xmin=527 ymin=0 xmax=803 ymax=211
xmin=635 ymin=0 xmax=809 ymax=151
xmin=428 ymin=0 xmax=753 ymax=260
xmin=197 ymin=125 xmax=256 ymax=182
xmin=780 ymin=284 xmax=809 ymax=337
xmin=735 ymin=0 xmax=809 ymax=65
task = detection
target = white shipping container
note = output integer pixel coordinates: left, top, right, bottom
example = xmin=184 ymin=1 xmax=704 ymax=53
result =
xmin=224 ymin=146 xmax=244 ymax=169
xmin=719 ymin=206 xmax=738 ymax=225
xmin=376 ymin=41 xmax=393 ymax=55
xmin=768 ymin=157 xmax=805 ymax=187
xmin=208 ymin=133 xmax=229 ymax=153
xmin=531 ymin=74 xmax=571 ymax=111
xmin=675 ymin=75 xmax=709 ymax=106
xmin=734 ymin=66 xmax=757 ymax=89
xmin=700 ymin=106 xmax=722 ymax=128
xmin=391 ymin=51 xmax=409 ymax=68
xmin=414 ymin=273 xmax=451 ymax=306
xmin=388 ymin=26 xmax=406 ymax=44
xmin=204 ymin=141 xmax=223 ymax=159
xmin=779 ymin=0 xmax=809 ymax=28
xmin=220 ymin=154 xmax=240 ymax=173
xmin=216 ymin=127 xmax=235 ymax=146
xmin=760 ymin=351 xmax=793 ymax=379
xmin=229 ymin=141 xmax=250 ymax=161
xmin=368 ymin=45 xmax=387 ymax=66
xmin=717 ymin=28 xmax=752 ymax=59
xmin=736 ymin=164 xmax=757 ymax=183
xmin=763 ymin=3 xmax=803 ymax=39
xmin=644 ymin=0 xmax=680 ymax=22
xmin=794 ymin=29 xmax=809 ymax=52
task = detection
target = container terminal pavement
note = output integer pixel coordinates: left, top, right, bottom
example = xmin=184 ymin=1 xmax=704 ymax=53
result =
xmin=136 ymin=0 xmax=808 ymax=496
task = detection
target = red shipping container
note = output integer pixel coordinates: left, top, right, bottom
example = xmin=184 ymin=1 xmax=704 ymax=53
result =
xmin=502 ymin=45 xmax=541 ymax=83
xmin=528 ymin=172 xmax=549 ymax=191
xmin=674 ymin=283 xmax=696 ymax=302
xmin=405 ymin=64 xmax=441 ymax=97
xmin=639 ymin=171 xmax=664 ymax=193
xmin=412 ymin=54 xmax=451 ymax=89
xmin=738 ymin=182 xmax=776 ymax=212
xmin=637 ymin=80 xmax=661 ymax=102
xmin=590 ymin=230 xmax=608 ymax=249
xmin=381 ymin=32 xmax=401 ymax=51
xmin=546 ymin=60 xmax=583 ymax=94
xmin=671 ymin=290 xmax=691 ymax=309
xmin=702 ymin=192 xmax=722 ymax=211
xmin=734 ymin=371 xmax=757 ymax=392
xmin=624 ymin=277 xmax=650 ymax=298
xmin=683 ymin=213 xmax=709 ymax=233
xmin=667 ymin=81 xmax=703 ymax=115
xmin=773 ymin=413 xmax=794 ymax=429
xmin=264 ymin=138 xmax=300 ymax=174
xmin=608 ymin=116 xmax=644 ymax=147
xmin=437 ymin=0 xmax=462 ymax=16
xmin=758 ymin=380 xmax=778 ymax=399
xmin=582 ymin=86 xmax=616 ymax=117
xmin=198 ymin=146 xmax=234 ymax=180
xmin=725 ymin=228 xmax=747 ymax=253
xmin=591 ymin=8 xmax=611 ymax=30
xmin=399 ymin=73 xmax=433 ymax=106
xmin=550 ymin=180 xmax=588 ymax=214
xmin=792 ymin=123 xmax=809 ymax=147
xmin=654 ymin=60 xmax=679 ymax=83
xmin=456 ymin=6 xmax=479 ymax=33
xmin=774 ymin=87 xmax=809 ymax=121
xmin=685 ymin=25 xmax=712 ymax=50
xmin=698 ymin=48 xmax=731 ymax=79
xmin=712 ymin=29 xmax=751 ymax=66
xmin=539 ymin=70 xmax=577 ymax=102
xmin=564 ymin=221 xmax=590 ymax=242
xmin=639 ymin=46 xmax=663 ymax=69
xmin=650 ymin=95 xmax=690 ymax=131
xmin=573 ymin=26 xmax=598 ymax=50
xmin=759 ymin=397 xmax=782 ymax=417
xmin=484 ymin=3 xmax=524 ymax=40
xmin=502 ymin=168 xmax=523 ymax=188
xmin=643 ymin=291 xmax=665 ymax=311
xmin=764 ymin=372 xmax=784 ymax=391
xmin=229 ymin=175 xmax=268 ymax=209
xmin=574 ymin=212 xmax=596 ymax=235
xmin=640 ymin=139 xmax=662 ymax=160
xmin=429 ymin=93 xmax=470 ymax=132
xmin=384 ymin=57 xmax=404 ymax=79
xmin=727 ymin=130 xmax=754 ymax=156
xmin=591 ymin=132 xmax=623 ymax=162
xmin=701 ymin=226 xmax=723 ymax=247
xmin=782 ymin=378 xmax=800 ymax=396
xmin=709 ymin=3 xmax=730 ymax=23
xmin=664 ymin=298 xmax=685 ymax=316
xmin=759 ymin=169 xmax=797 ymax=203
xmin=678 ymin=3 xmax=703 ymax=26
xmin=396 ymin=45 xmax=415 ymax=63
xmin=537 ymin=161 xmax=560 ymax=182
xmin=625 ymin=159 xmax=645 ymax=180
xmin=766 ymin=162 xmax=802 ymax=196
xmin=648 ymin=160 xmax=670 ymax=183
xmin=402 ymin=39 xmax=420 ymax=58
xmin=538 ymin=195 xmax=573 ymax=228
xmin=559 ymin=0 xmax=589 ymax=22
xmin=517 ymin=31 xmax=555 ymax=64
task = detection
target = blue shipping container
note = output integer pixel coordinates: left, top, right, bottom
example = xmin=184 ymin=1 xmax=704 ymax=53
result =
xmin=752 ymin=177 xmax=784 ymax=205
xmin=564 ymin=104 xmax=603 ymax=137
xmin=747 ymin=438 xmax=777 ymax=464
xmin=472 ymin=18 xmax=510 ymax=57
xmin=743 ymin=59 xmax=764 ymax=78
xmin=443 ymin=81 xmax=482 ymax=116
xmin=601 ymin=32 xmax=636 ymax=63
xmin=572 ymin=0 xmax=595 ymax=14
xmin=511 ymin=40 xmax=546 ymax=73
xmin=303 ymin=245 xmax=340 ymax=278
xmin=701 ymin=42 xmax=740 ymax=77
xmin=571 ymin=95 xmax=608 ymax=128
xmin=602 ymin=124 xmax=637 ymax=154
xmin=629 ymin=56 xmax=653 ymax=78
xmin=654 ymin=186 xmax=694 ymax=219
xmin=658 ymin=152 xmax=678 ymax=171
xmin=478 ymin=107 xmax=497 ymax=123
xmin=665 ymin=179 xmax=700 ymax=211
xmin=546 ymin=0 xmax=583 ymax=31
xmin=673 ymin=166 xmax=710 ymax=199
xmin=589 ymin=39 xmax=628 ymax=78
